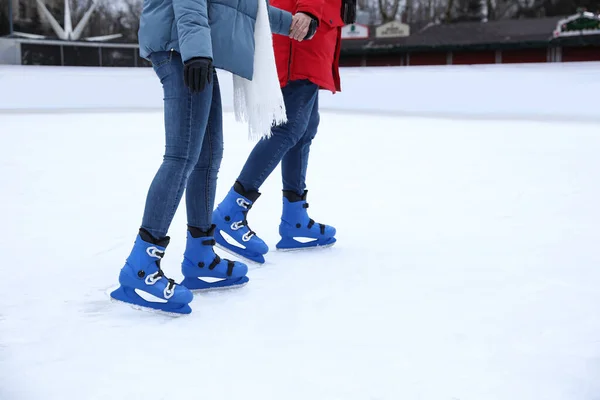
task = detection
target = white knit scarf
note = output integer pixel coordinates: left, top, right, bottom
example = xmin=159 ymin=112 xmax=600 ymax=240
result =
xmin=232 ymin=0 xmax=287 ymax=142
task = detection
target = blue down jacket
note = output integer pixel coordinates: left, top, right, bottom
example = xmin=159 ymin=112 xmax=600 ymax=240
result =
xmin=138 ymin=0 xmax=292 ymax=80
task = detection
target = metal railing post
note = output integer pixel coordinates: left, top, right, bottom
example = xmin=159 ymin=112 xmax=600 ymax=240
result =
xmin=8 ymin=0 xmax=14 ymax=35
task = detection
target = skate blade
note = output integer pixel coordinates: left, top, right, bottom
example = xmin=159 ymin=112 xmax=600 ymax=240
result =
xmin=183 ymin=276 xmax=250 ymax=293
xmin=276 ymin=242 xmax=336 ymax=253
xmin=105 ymin=285 xmax=190 ymax=317
xmin=214 ymin=243 xmax=266 ymax=266
xmin=109 ymin=296 xmax=189 ymax=317
xmin=190 ymin=280 xmax=249 ymax=293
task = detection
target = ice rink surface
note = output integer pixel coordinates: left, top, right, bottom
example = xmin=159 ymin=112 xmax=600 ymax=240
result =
xmin=2 ymin=108 xmax=600 ymax=400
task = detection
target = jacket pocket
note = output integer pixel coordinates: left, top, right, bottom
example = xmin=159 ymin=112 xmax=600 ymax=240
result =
xmin=150 ymin=50 xmax=173 ymax=68
xmin=321 ymin=2 xmax=344 ymax=28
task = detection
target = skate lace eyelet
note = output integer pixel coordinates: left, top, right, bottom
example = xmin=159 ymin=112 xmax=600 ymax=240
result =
xmin=145 ymin=272 xmax=160 ymax=285
xmin=164 ymin=286 xmax=174 ymax=299
xmin=236 ymin=198 xmax=250 ymax=209
xmin=137 ymin=270 xmax=146 ymax=278
xmin=146 ymin=246 xmax=164 ymax=259
xmin=242 ymin=231 xmax=253 ymax=242
xmin=231 ymin=221 xmax=243 ymax=231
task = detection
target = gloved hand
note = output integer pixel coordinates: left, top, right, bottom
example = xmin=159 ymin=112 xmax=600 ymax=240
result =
xmin=304 ymin=17 xmax=318 ymax=40
xmin=183 ymin=57 xmax=213 ymax=93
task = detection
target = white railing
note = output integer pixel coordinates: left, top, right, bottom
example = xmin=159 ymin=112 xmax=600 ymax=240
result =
xmin=0 ymin=37 xmax=145 ymax=67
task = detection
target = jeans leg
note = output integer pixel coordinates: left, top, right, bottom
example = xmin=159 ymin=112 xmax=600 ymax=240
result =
xmin=185 ymin=70 xmax=223 ymax=231
xmin=236 ymin=80 xmax=319 ymax=192
xmin=281 ymin=92 xmax=320 ymax=195
xmin=140 ymin=51 xmax=214 ymax=239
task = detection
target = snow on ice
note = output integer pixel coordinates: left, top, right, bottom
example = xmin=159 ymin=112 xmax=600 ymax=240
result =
xmin=1 ymin=63 xmax=600 ymax=400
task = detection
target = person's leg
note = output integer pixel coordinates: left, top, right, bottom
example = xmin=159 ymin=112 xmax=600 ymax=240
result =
xmin=111 ymin=51 xmax=213 ymax=314
xmin=211 ymin=80 xmax=319 ymax=264
xmin=140 ymin=52 xmax=213 ymax=239
xmin=276 ymin=91 xmax=336 ymax=251
xmin=180 ymin=70 xmax=249 ymax=291
xmin=236 ymin=80 xmax=319 ymax=192
xmin=185 ymin=69 xmax=223 ymax=231
xmin=281 ymin=92 xmax=320 ymax=195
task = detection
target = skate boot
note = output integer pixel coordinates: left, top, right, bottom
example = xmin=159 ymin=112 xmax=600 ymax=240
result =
xmin=276 ymin=190 xmax=336 ymax=251
xmin=212 ymin=182 xmax=269 ymax=264
xmin=110 ymin=229 xmax=194 ymax=315
xmin=181 ymin=225 xmax=249 ymax=291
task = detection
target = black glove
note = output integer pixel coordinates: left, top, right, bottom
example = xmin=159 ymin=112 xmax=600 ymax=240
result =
xmin=304 ymin=17 xmax=318 ymax=40
xmin=183 ymin=57 xmax=213 ymax=93
xmin=342 ymin=0 xmax=357 ymax=24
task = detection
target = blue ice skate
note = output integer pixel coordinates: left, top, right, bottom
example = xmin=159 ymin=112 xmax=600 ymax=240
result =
xmin=212 ymin=182 xmax=269 ymax=264
xmin=180 ymin=225 xmax=249 ymax=291
xmin=110 ymin=229 xmax=193 ymax=315
xmin=276 ymin=190 xmax=336 ymax=251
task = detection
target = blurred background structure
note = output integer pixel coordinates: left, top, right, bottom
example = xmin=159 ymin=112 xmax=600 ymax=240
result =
xmin=0 ymin=0 xmax=599 ymax=66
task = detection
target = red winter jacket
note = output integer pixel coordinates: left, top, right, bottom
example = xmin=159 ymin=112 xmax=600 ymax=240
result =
xmin=270 ymin=0 xmax=344 ymax=93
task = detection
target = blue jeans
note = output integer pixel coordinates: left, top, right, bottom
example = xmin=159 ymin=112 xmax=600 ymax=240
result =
xmin=141 ymin=51 xmax=223 ymax=239
xmin=237 ymin=79 xmax=320 ymax=195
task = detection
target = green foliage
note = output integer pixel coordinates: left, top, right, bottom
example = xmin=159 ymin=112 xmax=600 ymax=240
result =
xmin=564 ymin=17 xmax=600 ymax=32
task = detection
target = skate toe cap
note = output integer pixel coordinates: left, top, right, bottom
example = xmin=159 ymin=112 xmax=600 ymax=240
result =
xmin=230 ymin=262 xmax=248 ymax=278
xmin=251 ymin=238 xmax=269 ymax=254
xmin=325 ymin=225 xmax=336 ymax=237
xmin=174 ymin=286 xmax=194 ymax=304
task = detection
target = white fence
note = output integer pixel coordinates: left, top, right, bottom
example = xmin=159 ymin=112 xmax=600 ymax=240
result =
xmin=0 ymin=38 xmax=147 ymax=67
xmin=1 ymin=61 xmax=599 ymax=124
